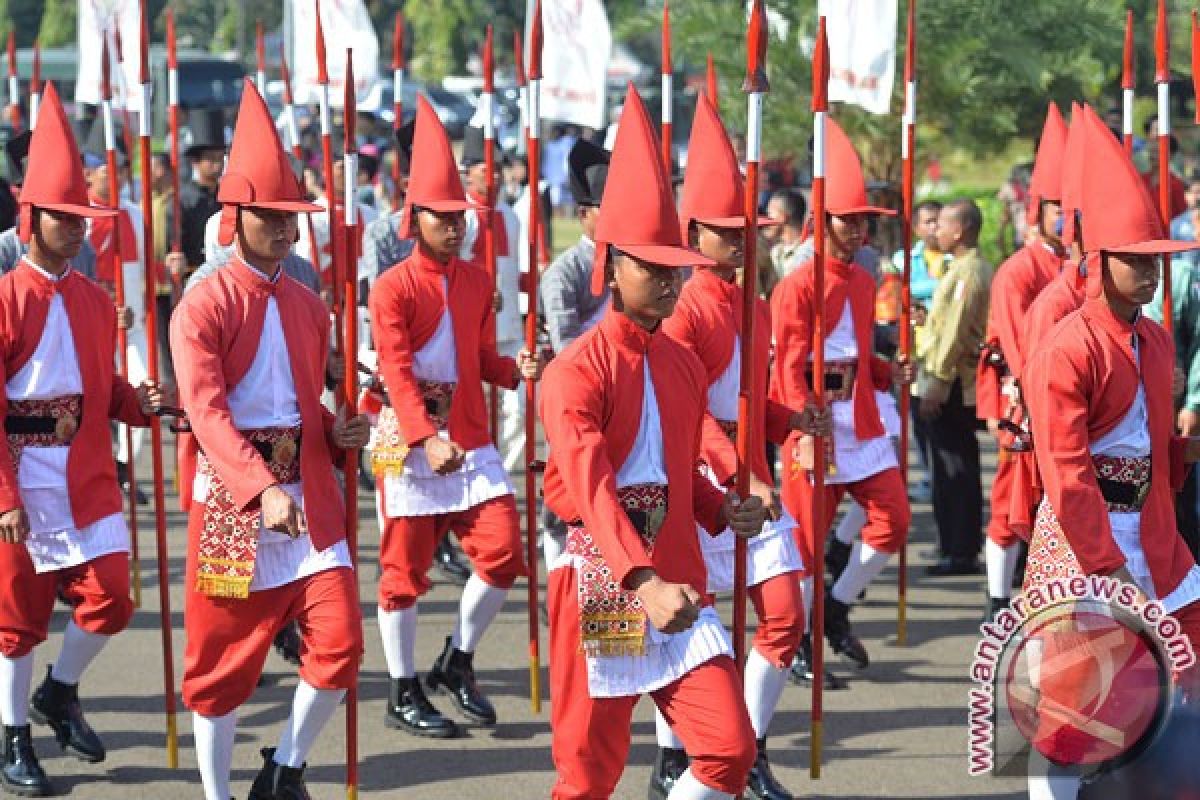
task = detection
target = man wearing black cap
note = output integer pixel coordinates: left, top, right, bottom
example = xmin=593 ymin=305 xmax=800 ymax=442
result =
xmin=361 ymin=120 xmax=416 ymax=286
xmin=179 ymin=110 xmax=226 ymax=272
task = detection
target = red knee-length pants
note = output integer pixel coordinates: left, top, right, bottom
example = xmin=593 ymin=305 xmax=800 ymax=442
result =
xmin=747 ymin=572 xmax=804 ymax=669
xmin=548 ymin=567 xmax=756 ymax=798
xmin=987 ymin=451 xmax=1021 ymax=548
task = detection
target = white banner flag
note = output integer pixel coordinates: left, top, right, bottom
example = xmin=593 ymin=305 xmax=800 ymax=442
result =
xmin=76 ymin=0 xmax=144 ymax=112
xmin=818 ymin=0 xmax=898 ymax=116
xmin=289 ymin=0 xmax=379 ymax=107
xmin=540 ymin=0 xmax=612 ymax=130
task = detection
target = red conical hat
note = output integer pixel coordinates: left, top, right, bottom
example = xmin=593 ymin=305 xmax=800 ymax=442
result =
xmin=401 ymin=94 xmax=473 ymax=239
xmin=17 ymin=82 xmax=113 ymax=243
xmin=1025 ymin=102 xmax=1067 ymax=225
xmin=1060 ymin=102 xmax=1086 ymax=247
xmin=591 ymin=83 xmax=711 ymax=295
xmin=678 ymin=92 xmax=774 ymax=239
xmin=217 ymin=79 xmax=320 ymax=246
xmin=825 ymin=116 xmax=894 ymax=217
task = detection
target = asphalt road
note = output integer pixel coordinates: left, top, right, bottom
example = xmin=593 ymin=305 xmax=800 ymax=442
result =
xmin=24 ymin=438 xmax=1027 ymax=799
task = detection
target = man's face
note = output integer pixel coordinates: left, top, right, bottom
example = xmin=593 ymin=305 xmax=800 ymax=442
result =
xmin=238 ymin=207 xmax=298 ymax=265
xmin=415 ymin=207 xmax=466 ymax=263
xmin=763 ymin=197 xmax=788 ymax=244
xmin=33 ymin=208 xmax=86 ymax=261
xmin=506 ymin=161 xmax=528 ymax=186
xmin=828 ymin=213 xmax=867 ymax=259
xmin=915 ymin=207 xmax=939 ymax=249
xmin=694 ymin=222 xmax=744 ymax=270
xmin=1103 ymin=252 xmax=1160 ymax=308
xmin=935 ymin=207 xmax=963 ymax=253
xmin=1186 ymin=182 xmax=1200 ymax=212
xmin=191 ymin=149 xmax=225 ymax=183
xmin=331 ymin=160 xmax=345 ymax=196
xmin=151 ymin=158 xmax=169 ymax=188
xmin=1040 ymin=201 xmax=1064 ymax=245
xmin=577 ymin=205 xmax=600 ymax=240
xmin=611 ymin=252 xmax=683 ymax=324
xmin=464 ymin=163 xmax=488 ymax=197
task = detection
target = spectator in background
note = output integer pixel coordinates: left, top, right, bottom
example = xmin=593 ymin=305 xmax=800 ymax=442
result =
xmin=1170 ymin=172 xmax=1200 ymax=248
xmin=542 ymin=125 xmax=575 ymax=216
xmin=1142 ymin=118 xmax=1188 ymax=223
xmin=917 ymin=199 xmax=992 ymax=576
xmin=151 ymin=152 xmax=180 ymax=380
xmin=994 ymin=162 xmax=1032 ymax=257
xmin=763 ymin=187 xmax=807 ymax=279
xmin=178 ymin=110 xmax=226 ymax=274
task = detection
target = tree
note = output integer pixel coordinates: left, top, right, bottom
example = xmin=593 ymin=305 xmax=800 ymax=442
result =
xmin=36 ymin=0 xmax=75 ymax=47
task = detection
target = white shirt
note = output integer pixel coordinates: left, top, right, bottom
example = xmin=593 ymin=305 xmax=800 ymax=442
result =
xmin=615 ymin=363 xmax=668 ymax=488
xmin=707 ymin=337 xmax=740 ymax=423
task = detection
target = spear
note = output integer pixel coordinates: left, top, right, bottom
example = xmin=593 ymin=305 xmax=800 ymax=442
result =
xmin=112 ymin=27 xmax=137 ymax=200
xmin=137 ymin=0 xmax=179 ymax=767
xmin=809 ymin=14 xmax=830 ymax=780
xmin=166 ymin=9 xmax=184 ymax=293
xmin=99 ymin=35 xmax=144 ymax=614
xmin=1156 ymin=0 xmax=1173 ymax=334
xmin=6 ymin=32 xmax=19 ymax=132
xmin=706 ymin=53 xmax=718 ymax=105
xmin=483 ymin=27 xmax=501 ymax=444
xmin=279 ymin=45 xmax=324 ymax=274
xmin=1193 ymin=12 xmax=1200 ymax=126
xmin=514 ymin=31 xmax=526 ymax=156
xmin=315 ymin=0 xmax=344 ymax=318
xmin=391 ymin=14 xmax=405 ymax=210
xmin=896 ymin=0 xmax=917 ymax=647
xmin=1123 ymin=9 xmax=1135 ymax=157
xmin=255 ymin=21 xmax=267 ymax=95
xmin=29 ymin=41 xmax=40 ymax=130
xmin=661 ymin=0 xmax=673 ymax=172
xmin=523 ymin=0 xmax=544 ymax=715
xmin=340 ymin=52 xmax=361 ymax=800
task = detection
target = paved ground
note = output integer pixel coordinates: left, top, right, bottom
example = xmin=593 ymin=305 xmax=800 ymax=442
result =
xmin=27 ymin=438 xmax=1028 ymax=799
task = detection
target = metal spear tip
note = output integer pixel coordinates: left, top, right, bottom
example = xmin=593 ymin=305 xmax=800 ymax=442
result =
xmin=742 ymin=0 xmax=769 ymax=94
xmin=1155 ymin=0 xmax=1169 ymax=82
xmin=706 ymin=53 xmax=718 ymax=104
xmin=529 ymin=0 xmax=544 ymax=80
xmin=903 ymin=0 xmax=916 ymax=83
xmin=1122 ymin=8 xmax=1134 ymax=88
xmin=101 ymin=37 xmax=112 ymax=98
xmin=811 ymin=16 xmax=829 ymax=112
xmin=256 ymin=21 xmax=265 ymax=70
xmin=393 ymin=14 xmax=405 ymax=70
xmin=483 ymin=26 xmax=495 ymax=93
xmin=316 ymin=0 xmax=330 ymax=84
xmin=344 ymin=49 xmax=356 ymax=147
xmin=662 ymin=0 xmax=672 ymax=75
xmin=6 ymin=31 xmax=13 ymax=75
xmin=166 ymin=10 xmax=177 ymax=67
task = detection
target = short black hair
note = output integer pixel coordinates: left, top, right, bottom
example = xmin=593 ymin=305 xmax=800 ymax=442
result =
xmin=914 ymin=200 xmax=942 ymax=217
xmin=946 ymin=198 xmax=983 ymax=242
xmin=768 ymin=188 xmax=806 ymax=226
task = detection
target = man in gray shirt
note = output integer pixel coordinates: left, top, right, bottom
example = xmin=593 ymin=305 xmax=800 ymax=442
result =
xmin=361 ymin=120 xmax=416 ymax=287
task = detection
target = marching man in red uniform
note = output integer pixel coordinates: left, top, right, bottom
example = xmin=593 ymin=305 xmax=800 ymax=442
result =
xmin=171 ymin=82 xmax=369 ymax=800
xmin=368 ymin=97 xmax=541 ymax=739
xmin=1022 ymin=101 xmax=1200 ymax=799
xmin=0 ymin=83 xmax=168 ymax=796
xmin=976 ymin=104 xmax=1067 ymax=618
xmin=649 ymin=92 xmax=819 ymax=800
xmin=772 ymin=117 xmax=911 ymax=671
xmin=540 ymin=85 xmax=766 ymax=800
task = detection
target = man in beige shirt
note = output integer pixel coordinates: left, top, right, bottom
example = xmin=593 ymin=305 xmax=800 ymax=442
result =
xmin=917 ymin=198 xmax=992 ymax=576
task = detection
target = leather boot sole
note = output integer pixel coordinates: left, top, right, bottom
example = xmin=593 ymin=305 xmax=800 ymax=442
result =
xmin=383 ymin=711 xmax=460 ymax=739
xmin=425 ymin=676 xmax=497 ymax=726
xmin=27 ymin=708 xmax=103 ymax=764
xmin=0 ymin=777 xmax=51 ymax=798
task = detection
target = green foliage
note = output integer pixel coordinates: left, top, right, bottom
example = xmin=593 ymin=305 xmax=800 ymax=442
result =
xmin=924 ymin=186 xmax=1008 ymax=268
xmin=36 ymin=0 xmax=74 ymax=48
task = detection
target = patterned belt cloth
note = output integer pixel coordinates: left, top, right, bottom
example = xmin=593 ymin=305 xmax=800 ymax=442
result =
xmin=717 ymin=419 xmax=738 ymax=445
xmin=194 ymin=425 xmax=303 ymax=599
xmin=565 ymin=483 xmax=669 ymax=658
xmin=419 ymin=381 xmax=455 ymax=431
xmin=5 ymin=395 xmax=83 ymax=465
xmin=1092 ymin=455 xmax=1151 ymax=514
xmin=804 ymin=361 xmax=856 ymax=403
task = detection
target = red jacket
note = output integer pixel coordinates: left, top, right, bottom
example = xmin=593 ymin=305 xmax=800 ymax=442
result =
xmin=170 ymin=257 xmax=344 ymax=550
xmin=976 ymin=242 xmax=1062 ymax=420
xmin=1024 ymin=297 xmax=1193 ymax=597
xmin=0 ymin=261 xmax=148 ymax=523
xmin=541 ymin=311 xmax=727 ymax=594
xmin=369 ymin=246 xmax=518 ymax=450
xmin=770 ymin=256 xmax=886 ymax=443
xmin=1023 ymin=258 xmax=1088 ymax=362
xmin=662 ymin=268 xmax=792 ymax=485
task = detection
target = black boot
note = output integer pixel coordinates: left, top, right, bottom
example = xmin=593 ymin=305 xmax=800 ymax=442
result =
xmin=247 ymin=747 xmax=311 ymax=800
xmin=434 ymin=539 xmax=472 ymax=586
xmin=746 ymin=738 xmax=793 ymax=800
xmin=272 ymin=622 xmax=303 ymax=667
xmin=825 ymin=536 xmax=852 ymax=585
xmin=0 ymin=726 xmax=50 ymax=797
xmin=646 ymin=747 xmax=688 ymax=800
xmin=384 ymin=677 xmax=458 ymax=738
xmin=29 ymin=667 xmax=104 ymax=763
xmin=788 ymin=634 xmax=847 ymax=689
xmin=824 ymin=590 xmax=869 ymax=670
xmin=115 ymin=461 xmax=148 ymax=506
xmin=426 ymin=636 xmax=496 ymax=725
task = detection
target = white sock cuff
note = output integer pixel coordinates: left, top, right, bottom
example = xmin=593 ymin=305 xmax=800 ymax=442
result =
xmin=654 ymin=706 xmax=685 ymax=749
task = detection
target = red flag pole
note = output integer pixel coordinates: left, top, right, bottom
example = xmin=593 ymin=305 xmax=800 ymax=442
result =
xmin=315 ymin=0 xmax=344 ymax=321
xmin=1156 ymin=0 xmax=1173 ymax=335
xmin=112 ymin=28 xmax=138 ymax=199
xmin=29 ymin=41 xmax=41 ymax=129
xmin=1123 ymin=9 xmax=1135 ymax=157
xmin=166 ymin=10 xmax=184 ymax=297
xmin=391 ymin=15 xmax=405 ymax=211
xmin=705 ymin=53 xmax=718 ymax=105
xmin=1192 ymin=12 xmax=1200 ymax=127
xmin=279 ymin=46 xmax=322 ymax=274
xmin=514 ymin=32 xmax=526 ymax=156
xmin=810 ymin=14 xmax=830 ymax=780
xmin=341 ymin=53 xmax=361 ymax=800
xmin=6 ymin=32 xmax=20 ymax=133
xmin=661 ymin=1 xmax=673 ymax=171
xmin=99 ymin=36 xmax=144 ymax=614
xmin=483 ymin=28 xmax=501 ymax=444
xmin=896 ymin=0 xmax=917 ymax=647
xmin=137 ymin=0 xmax=179 ymax=767
xmin=523 ymin=1 xmax=544 ymax=715
xmin=255 ymin=21 xmax=266 ymax=95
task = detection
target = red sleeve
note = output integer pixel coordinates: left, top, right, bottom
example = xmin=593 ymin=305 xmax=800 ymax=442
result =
xmin=369 ymin=273 xmax=439 ymax=447
xmin=107 ymin=307 xmax=150 ymax=427
xmin=692 ymin=410 xmax=728 ymax=536
xmin=170 ymin=292 xmax=276 ymax=511
xmin=477 ymin=275 xmax=519 ymax=389
xmin=770 ymin=273 xmax=815 ymax=411
xmin=0 ymin=344 xmax=17 ymax=513
xmin=1024 ymin=341 xmax=1126 ymax=576
xmin=869 ymin=356 xmax=893 ymax=391
xmin=699 ymin=413 xmax=738 ymax=486
xmin=764 ymin=399 xmax=793 ymax=445
xmin=1170 ymin=435 xmax=1192 ymax=492
xmin=540 ymin=361 xmax=654 ymax=588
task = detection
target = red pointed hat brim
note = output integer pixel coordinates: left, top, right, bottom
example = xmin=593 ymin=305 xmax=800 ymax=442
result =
xmin=692 ymin=214 xmax=779 ymax=229
xmin=411 ymin=199 xmax=475 ymax=213
xmin=619 ymin=242 xmax=715 ymax=268
xmin=825 ymin=203 xmax=897 ymax=217
xmin=1102 ymin=239 xmax=1199 ymax=255
xmin=34 ymin=202 xmax=115 ymax=219
xmin=245 ymin=199 xmax=324 ymax=213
